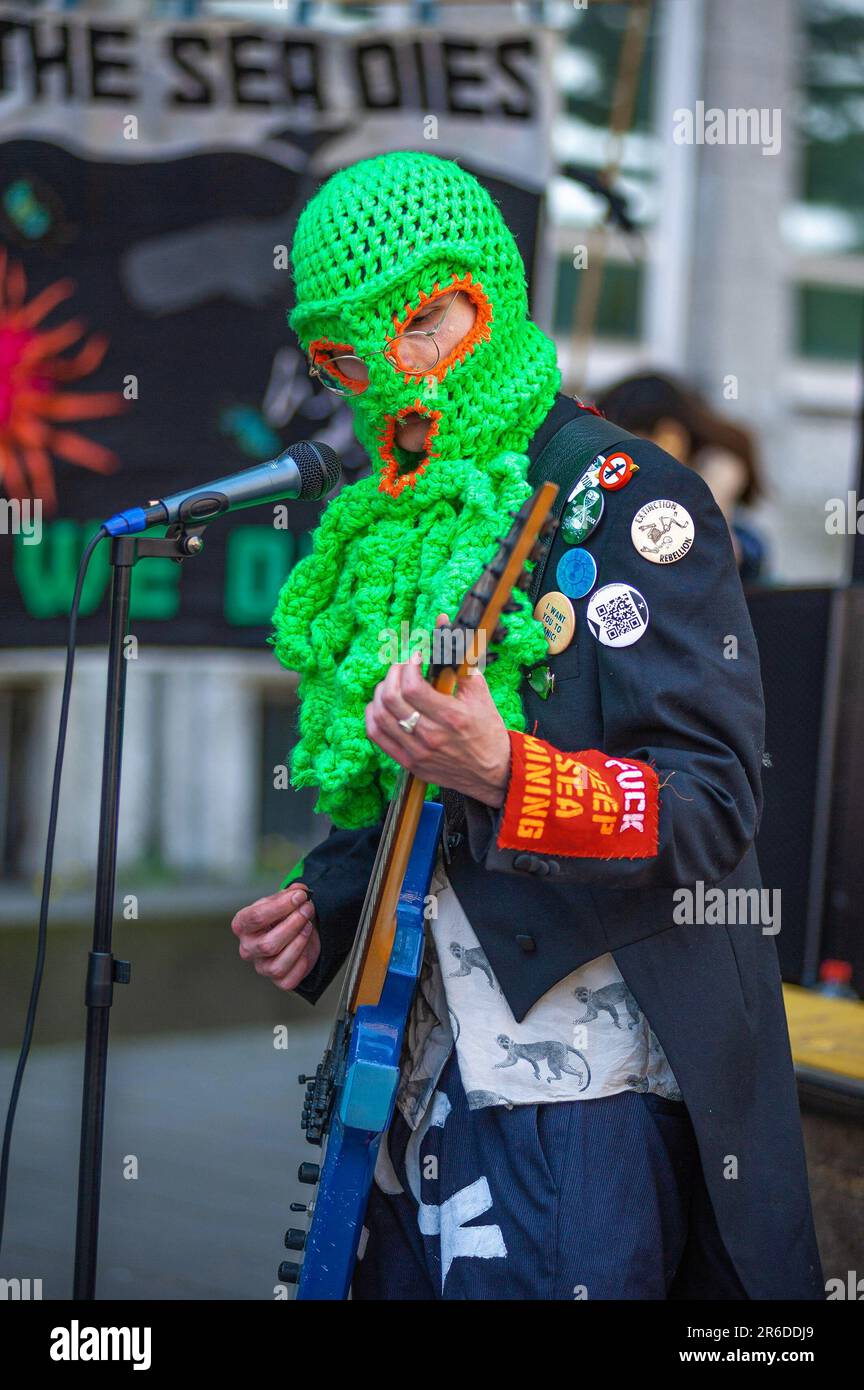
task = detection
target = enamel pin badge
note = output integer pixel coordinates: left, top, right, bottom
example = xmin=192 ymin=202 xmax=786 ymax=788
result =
xmin=598 ymin=452 xmax=638 ymax=491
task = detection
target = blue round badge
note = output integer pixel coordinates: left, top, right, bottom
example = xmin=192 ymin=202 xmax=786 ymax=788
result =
xmin=556 ymin=547 xmax=598 ymax=600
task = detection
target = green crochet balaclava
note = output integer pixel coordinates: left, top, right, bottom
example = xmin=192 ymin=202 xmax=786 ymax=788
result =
xmin=272 ymin=152 xmax=561 ymax=828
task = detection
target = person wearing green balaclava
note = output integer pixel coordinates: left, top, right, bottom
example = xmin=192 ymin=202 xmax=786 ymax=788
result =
xmin=270 ymin=150 xmax=560 ymax=829
xmin=230 ymin=152 xmax=822 ymax=1304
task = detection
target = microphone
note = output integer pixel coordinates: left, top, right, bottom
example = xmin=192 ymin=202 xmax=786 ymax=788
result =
xmin=102 ymin=441 xmax=341 ymax=537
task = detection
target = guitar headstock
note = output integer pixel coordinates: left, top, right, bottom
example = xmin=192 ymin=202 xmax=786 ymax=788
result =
xmin=427 ymin=481 xmax=559 ymax=689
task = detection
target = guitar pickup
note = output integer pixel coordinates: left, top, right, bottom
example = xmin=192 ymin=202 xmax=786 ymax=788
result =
xmin=339 ymin=1060 xmax=400 ymax=1133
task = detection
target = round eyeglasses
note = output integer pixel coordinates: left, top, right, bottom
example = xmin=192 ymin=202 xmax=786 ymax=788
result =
xmin=307 ymin=291 xmax=462 ymax=397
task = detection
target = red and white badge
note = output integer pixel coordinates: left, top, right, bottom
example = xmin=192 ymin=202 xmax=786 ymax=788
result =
xmin=598 ymin=452 xmax=638 ymax=491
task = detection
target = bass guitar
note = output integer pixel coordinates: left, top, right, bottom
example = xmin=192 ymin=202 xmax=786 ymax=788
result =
xmin=278 ymin=480 xmax=557 ymax=1299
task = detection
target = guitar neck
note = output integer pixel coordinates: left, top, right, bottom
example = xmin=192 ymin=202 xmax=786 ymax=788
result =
xmin=348 ymin=772 xmax=429 ymax=1010
xmin=343 ymin=657 xmax=463 ymax=1011
xmin=336 ymin=480 xmax=558 ymax=1016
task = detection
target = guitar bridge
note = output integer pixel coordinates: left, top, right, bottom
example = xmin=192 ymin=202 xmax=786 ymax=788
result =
xmin=300 ymin=1016 xmax=350 ymax=1146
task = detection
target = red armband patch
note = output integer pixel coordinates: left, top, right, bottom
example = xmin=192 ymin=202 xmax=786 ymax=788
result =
xmin=497 ymin=732 xmax=659 ymax=859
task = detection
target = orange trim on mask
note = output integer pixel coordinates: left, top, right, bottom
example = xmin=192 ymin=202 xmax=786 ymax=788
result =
xmin=377 ymin=401 xmax=442 ymax=499
xmin=308 ymin=338 xmax=367 ymax=395
xmin=390 ymin=272 xmax=493 ymax=382
xmin=497 ymin=731 xmax=659 ymax=860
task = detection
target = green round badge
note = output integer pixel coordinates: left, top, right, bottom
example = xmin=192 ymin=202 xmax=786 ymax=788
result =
xmin=561 ymin=485 xmax=604 ymax=545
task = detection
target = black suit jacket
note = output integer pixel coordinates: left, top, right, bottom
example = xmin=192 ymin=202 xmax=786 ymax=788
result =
xmin=288 ymin=396 xmax=823 ymax=1301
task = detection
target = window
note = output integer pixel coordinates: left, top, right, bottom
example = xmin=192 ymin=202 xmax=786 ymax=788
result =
xmin=790 ymin=0 xmax=864 ymax=361
xmin=548 ymin=3 xmax=660 ymax=364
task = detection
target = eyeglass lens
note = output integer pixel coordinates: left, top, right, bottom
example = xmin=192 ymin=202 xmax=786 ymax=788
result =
xmin=312 ymin=292 xmax=459 ymax=393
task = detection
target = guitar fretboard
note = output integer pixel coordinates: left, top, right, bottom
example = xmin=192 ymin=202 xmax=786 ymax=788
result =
xmin=329 ymin=768 xmax=412 ymax=1035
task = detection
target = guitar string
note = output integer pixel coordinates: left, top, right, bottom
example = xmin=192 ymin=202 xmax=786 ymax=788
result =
xmin=313 ymin=496 xmax=539 ymax=1069
xmin=328 ymin=767 xmax=411 ymax=1041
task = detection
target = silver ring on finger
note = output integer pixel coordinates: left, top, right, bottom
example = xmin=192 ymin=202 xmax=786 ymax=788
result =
xmin=398 ymin=709 xmax=421 ymax=735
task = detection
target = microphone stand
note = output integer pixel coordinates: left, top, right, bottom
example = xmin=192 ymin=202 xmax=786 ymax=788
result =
xmin=73 ymin=521 xmax=207 ymax=1300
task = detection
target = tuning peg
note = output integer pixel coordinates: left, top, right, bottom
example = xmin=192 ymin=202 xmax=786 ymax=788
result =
xmin=298 ymin=1162 xmax=320 ymax=1185
xmin=284 ymin=1228 xmax=307 ymax=1251
xmin=290 ymin=1202 xmax=310 ymax=1214
xmin=278 ymin=1261 xmax=302 ymax=1285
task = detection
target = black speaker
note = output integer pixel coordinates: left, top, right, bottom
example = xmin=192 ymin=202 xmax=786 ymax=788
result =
xmin=746 ymin=586 xmax=846 ymax=986
xmin=819 ymin=586 xmax=864 ymax=991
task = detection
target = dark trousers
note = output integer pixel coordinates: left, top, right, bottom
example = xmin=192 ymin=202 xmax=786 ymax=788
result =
xmin=352 ymin=1051 xmax=747 ymax=1300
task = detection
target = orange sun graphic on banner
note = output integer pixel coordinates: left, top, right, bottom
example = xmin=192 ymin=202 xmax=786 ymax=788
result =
xmin=0 ymin=247 xmax=126 ymax=514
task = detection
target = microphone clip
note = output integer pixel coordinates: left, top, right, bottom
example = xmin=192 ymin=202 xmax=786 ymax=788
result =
xmin=165 ymin=519 xmax=209 ymax=559
xmin=109 ymin=519 xmax=210 ymax=567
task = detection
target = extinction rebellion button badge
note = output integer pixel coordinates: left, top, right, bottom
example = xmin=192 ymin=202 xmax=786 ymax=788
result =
xmin=630 ymin=499 xmax=695 ymax=564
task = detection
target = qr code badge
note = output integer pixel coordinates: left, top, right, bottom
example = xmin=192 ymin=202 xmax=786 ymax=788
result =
xmin=586 ymin=583 xmax=649 ymax=648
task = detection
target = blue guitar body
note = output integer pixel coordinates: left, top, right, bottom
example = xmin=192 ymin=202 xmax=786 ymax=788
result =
xmin=294 ymin=799 xmax=443 ymax=1300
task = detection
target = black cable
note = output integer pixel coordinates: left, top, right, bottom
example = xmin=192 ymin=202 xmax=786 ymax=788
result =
xmin=0 ymin=526 xmax=107 ymax=1257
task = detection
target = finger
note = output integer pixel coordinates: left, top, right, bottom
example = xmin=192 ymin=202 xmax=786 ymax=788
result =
xmin=369 ymin=662 xmax=411 ymax=735
xmin=379 ymin=660 xmax=404 ymax=703
xmin=368 ymin=665 xmax=435 ymax=755
xmin=277 ymin=935 xmax=321 ymax=992
xmin=242 ymin=901 xmax=316 ymax=960
xmin=400 ymin=656 xmax=462 ymax=724
xmin=458 ymin=659 xmax=492 ymax=694
xmin=366 ymin=707 xmax=416 ymax=767
xmin=380 ymin=662 xmax=422 ymax=724
xmin=231 ymin=884 xmax=311 ymax=938
xmin=373 ymin=709 xmax=422 ymax=755
xmin=255 ymin=919 xmax=316 ymax=980
xmin=273 ymin=931 xmax=321 ymax=991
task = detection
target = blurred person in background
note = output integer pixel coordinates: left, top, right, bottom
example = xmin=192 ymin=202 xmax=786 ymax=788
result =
xmin=596 ymin=373 xmax=767 ymax=583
